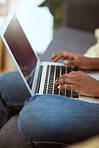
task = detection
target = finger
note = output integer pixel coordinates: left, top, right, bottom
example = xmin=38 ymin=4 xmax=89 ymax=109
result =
xmin=50 ymin=53 xmax=56 ymax=59
xmin=62 ymin=52 xmax=78 ymax=60
xmin=51 ymin=53 xmax=63 ymax=62
xmin=64 ymin=60 xmax=79 ymax=67
xmin=50 ymin=52 xmax=63 ymax=60
xmin=61 ymin=56 xmax=66 ymax=60
xmin=57 ymin=74 xmax=71 ymax=80
xmin=53 ymin=56 xmax=64 ymax=62
xmin=58 ymin=85 xmax=76 ymax=91
xmin=54 ymin=78 xmax=77 ymax=85
xmin=51 ymin=51 xmax=75 ymax=62
xmin=57 ymin=72 xmax=77 ymax=80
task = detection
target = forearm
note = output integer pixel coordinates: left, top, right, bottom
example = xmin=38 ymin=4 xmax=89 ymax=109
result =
xmin=89 ymin=58 xmax=99 ymax=70
xmin=93 ymin=81 xmax=99 ymax=97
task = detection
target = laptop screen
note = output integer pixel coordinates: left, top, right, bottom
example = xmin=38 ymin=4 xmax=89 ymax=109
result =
xmin=4 ymin=15 xmax=37 ymax=89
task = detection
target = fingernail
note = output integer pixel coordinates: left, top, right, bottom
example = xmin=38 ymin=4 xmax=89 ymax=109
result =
xmin=64 ymin=61 xmax=68 ymax=64
xmin=53 ymin=79 xmax=58 ymax=84
xmin=51 ymin=54 xmax=55 ymax=59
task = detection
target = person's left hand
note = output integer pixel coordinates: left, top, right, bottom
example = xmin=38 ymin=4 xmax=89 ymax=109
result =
xmin=54 ymin=71 xmax=99 ymax=97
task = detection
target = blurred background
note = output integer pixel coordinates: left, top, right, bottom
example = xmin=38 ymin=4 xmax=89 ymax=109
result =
xmin=0 ymin=0 xmax=99 ymax=75
xmin=0 ymin=0 xmax=65 ymax=75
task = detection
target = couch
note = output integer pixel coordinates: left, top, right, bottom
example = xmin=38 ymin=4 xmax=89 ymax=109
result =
xmin=0 ymin=0 xmax=99 ymax=147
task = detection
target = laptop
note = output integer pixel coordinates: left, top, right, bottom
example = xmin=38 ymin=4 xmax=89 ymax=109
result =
xmin=1 ymin=10 xmax=99 ymax=103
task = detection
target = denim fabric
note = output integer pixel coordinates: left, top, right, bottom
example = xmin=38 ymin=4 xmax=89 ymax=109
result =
xmin=18 ymin=94 xmax=99 ymax=147
xmin=0 ymin=71 xmax=31 ymax=128
xmin=1 ymin=71 xmax=99 ymax=147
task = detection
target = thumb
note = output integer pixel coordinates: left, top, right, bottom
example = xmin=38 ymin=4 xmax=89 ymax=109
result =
xmin=63 ymin=60 xmax=79 ymax=66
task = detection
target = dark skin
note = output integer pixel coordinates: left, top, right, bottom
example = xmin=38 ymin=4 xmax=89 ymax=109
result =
xmin=50 ymin=51 xmax=99 ymax=98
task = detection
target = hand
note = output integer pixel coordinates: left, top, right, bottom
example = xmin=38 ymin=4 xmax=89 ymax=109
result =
xmin=51 ymin=51 xmax=96 ymax=70
xmin=54 ymin=71 xmax=99 ymax=97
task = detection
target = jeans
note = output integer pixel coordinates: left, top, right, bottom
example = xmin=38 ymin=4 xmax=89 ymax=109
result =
xmin=0 ymin=71 xmax=99 ymax=147
xmin=0 ymin=71 xmax=31 ymax=128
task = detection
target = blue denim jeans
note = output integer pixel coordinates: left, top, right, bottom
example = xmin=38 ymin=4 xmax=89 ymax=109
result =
xmin=0 ymin=71 xmax=31 ymax=128
xmin=0 ymin=71 xmax=99 ymax=147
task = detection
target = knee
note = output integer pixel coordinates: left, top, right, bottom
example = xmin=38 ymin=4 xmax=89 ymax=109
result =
xmin=18 ymin=94 xmax=72 ymax=144
xmin=18 ymin=95 xmax=59 ymax=142
xmin=0 ymin=71 xmax=20 ymax=99
xmin=0 ymin=71 xmax=23 ymax=94
xmin=0 ymin=71 xmax=30 ymax=106
xmin=18 ymin=95 xmax=99 ymax=145
xmin=18 ymin=98 xmax=39 ymax=142
xmin=0 ymin=71 xmax=19 ymax=87
xmin=18 ymin=95 xmax=43 ymax=142
xmin=18 ymin=106 xmax=31 ymax=142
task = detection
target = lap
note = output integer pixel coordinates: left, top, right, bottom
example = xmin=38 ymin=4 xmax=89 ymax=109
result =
xmin=18 ymin=94 xmax=99 ymax=145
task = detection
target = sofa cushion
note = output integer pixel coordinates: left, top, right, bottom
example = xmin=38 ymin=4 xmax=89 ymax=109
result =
xmin=0 ymin=115 xmax=33 ymax=148
xmin=40 ymin=27 xmax=96 ymax=62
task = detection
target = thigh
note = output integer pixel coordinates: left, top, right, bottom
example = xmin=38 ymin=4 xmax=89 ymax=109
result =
xmin=18 ymin=94 xmax=99 ymax=146
xmin=0 ymin=71 xmax=31 ymax=109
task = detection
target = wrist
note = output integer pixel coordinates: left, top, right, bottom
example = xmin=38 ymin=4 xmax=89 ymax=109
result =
xmin=88 ymin=58 xmax=99 ymax=70
xmin=93 ymin=81 xmax=99 ymax=97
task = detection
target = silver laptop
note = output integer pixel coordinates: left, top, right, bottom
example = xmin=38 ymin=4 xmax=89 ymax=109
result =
xmin=1 ymin=10 xmax=99 ymax=103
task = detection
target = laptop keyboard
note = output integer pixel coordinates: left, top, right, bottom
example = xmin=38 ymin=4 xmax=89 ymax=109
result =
xmin=43 ymin=65 xmax=79 ymax=98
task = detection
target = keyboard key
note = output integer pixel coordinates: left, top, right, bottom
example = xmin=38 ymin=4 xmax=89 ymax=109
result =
xmin=60 ymin=89 xmax=65 ymax=96
xmin=48 ymin=91 xmax=52 ymax=94
xmin=72 ymin=91 xmax=79 ymax=98
xmin=61 ymin=66 xmax=66 ymax=75
xmin=66 ymin=90 xmax=71 ymax=97
xmin=56 ymin=66 xmax=60 ymax=78
xmin=67 ymin=67 xmax=72 ymax=73
xmin=54 ymin=85 xmax=59 ymax=94
xmin=43 ymin=90 xmax=46 ymax=94
xmin=74 ymin=67 xmax=78 ymax=71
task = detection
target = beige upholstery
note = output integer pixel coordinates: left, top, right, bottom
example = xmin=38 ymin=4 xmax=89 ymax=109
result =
xmin=84 ymin=29 xmax=99 ymax=57
xmin=66 ymin=135 xmax=99 ymax=148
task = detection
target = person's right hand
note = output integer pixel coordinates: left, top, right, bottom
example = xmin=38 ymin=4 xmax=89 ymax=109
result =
xmin=54 ymin=71 xmax=99 ymax=97
xmin=51 ymin=51 xmax=96 ymax=70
